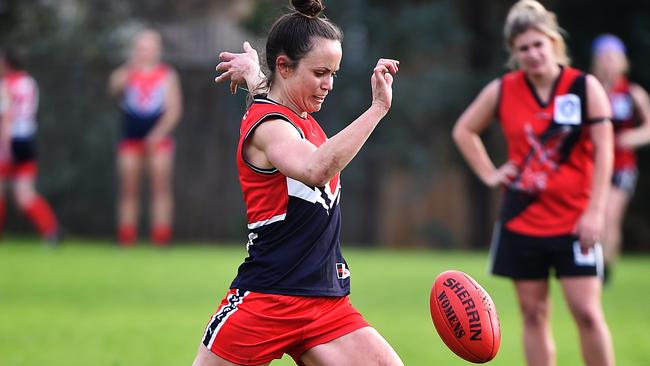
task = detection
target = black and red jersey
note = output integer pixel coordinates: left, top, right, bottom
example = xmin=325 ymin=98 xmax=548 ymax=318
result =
xmin=609 ymin=77 xmax=638 ymax=170
xmin=230 ymin=96 xmax=349 ymax=297
xmin=497 ymin=66 xmax=602 ymax=236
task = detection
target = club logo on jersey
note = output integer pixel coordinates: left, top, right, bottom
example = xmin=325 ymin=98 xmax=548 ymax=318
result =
xmin=553 ymin=94 xmax=581 ymax=125
xmin=336 ymin=262 xmax=350 ymax=279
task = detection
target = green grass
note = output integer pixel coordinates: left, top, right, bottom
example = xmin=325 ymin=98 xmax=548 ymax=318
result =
xmin=1 ymin=238 xmax=649 ymax=365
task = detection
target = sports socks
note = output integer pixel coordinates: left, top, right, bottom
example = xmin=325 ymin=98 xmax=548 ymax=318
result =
xmin=117 ymin=224 xmax=137 ymax=246
xmin=23 ymin=196 xmax=58 ymax=237
xmin=151 ymin=224 xmax=171 ymax=246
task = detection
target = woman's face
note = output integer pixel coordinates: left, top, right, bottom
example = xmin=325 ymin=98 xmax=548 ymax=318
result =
xmin=512 ymin=28 xmax=557 ymax=78
xmin=283 ymin=37 xmax=342 ymax=114
xmin=593 ymin=49 xmax=626 ymax=81
xmin=130 ymin=31 xmax=162 ymax=67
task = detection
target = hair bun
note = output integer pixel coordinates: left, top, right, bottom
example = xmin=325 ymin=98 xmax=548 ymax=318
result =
xmin=291 ymin=0 xmax=324 ymax=18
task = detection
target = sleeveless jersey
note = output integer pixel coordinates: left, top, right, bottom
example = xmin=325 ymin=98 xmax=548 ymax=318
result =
xmin=230 ymin=96 xmax=349 ymax=297
xmin=498 ymin=66 xmax=598 ymax=236
xmin=0 ymin=71 xmax=38 ymax=139
xmin=120 ymin=64 xmax=169 ymax=139
xmin=609 ymin=77 xmax=638 ymax=170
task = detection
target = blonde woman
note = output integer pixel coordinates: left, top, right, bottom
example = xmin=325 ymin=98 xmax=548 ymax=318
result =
xmin=453 ymin=1 xmax=615 ymax=365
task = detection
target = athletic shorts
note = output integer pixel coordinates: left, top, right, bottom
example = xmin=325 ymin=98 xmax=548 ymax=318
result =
xmin=611 ymin=167 xmax=637 ymax=196
xmin=489 ymin=223 xmax=603 ymax=280
xmin=200 ymin=289 xmax=370 ymax=365
xmin=118 ymin=137 xmax=174 ymax=156
xmin=0 ymin=139 xmax=38 ymax=178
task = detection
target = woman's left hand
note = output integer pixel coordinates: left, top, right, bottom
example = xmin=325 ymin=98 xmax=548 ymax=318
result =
xmin=576 ymin=207 xmax=605 ymax=253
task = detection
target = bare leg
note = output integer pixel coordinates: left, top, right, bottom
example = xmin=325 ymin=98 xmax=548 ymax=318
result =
xmin=560 ymin=277 xmax=614 ymax=366
xmin=191 ymin=344 xmax=269 ymax=366
xmin=0 ymin=177 xmax=7 ymax=236
xmin=603 ymin=187 xmax=629 ymax=265
xmin=300 ymin=326 xmax=403 ymax=366
xmin=514 ymin=280 xmax=555 ymax=366
xmin=147 ymin=144 xmax=173 ymax=245
xmin=117 ymin=151 xmax=143 ymax=244
xmin=14 ymin=174 xmax=58 ymax=239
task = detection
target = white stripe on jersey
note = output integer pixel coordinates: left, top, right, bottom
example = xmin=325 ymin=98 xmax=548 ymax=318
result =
xmin=247 ymin=213 xmax=286 ymax=229
xmin=287 ymin=177 xmax=340 ymax=212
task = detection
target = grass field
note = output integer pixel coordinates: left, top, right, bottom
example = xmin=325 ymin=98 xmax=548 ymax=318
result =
xmin=1 ymin=238 xmax=649 ymax=366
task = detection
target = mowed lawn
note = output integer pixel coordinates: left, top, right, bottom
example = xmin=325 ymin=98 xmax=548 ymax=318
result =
xmin=1 ymin=239 xmax=648 ymax=366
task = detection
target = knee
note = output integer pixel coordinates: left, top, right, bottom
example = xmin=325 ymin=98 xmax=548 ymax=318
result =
xmin=13 ymin=187 xmax=36 ymax=210
xmin=572 ymin=307 xmax=603 ymax=330
xmin=520 ymin=303 xmax=550 ymax=328
xmin=151 ymin=176 xmax=172 ymax=198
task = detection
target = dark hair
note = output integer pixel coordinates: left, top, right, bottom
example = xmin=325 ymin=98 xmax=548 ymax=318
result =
xmin=263 ymin=0 xmax=343 ymax=89
xmin=0 ymin=47 xmax=25 ymax=71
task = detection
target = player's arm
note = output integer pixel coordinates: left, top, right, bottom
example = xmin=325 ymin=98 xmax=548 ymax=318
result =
xmin=108 ymin=65 xmax=129 ymax=98
xmin=452 ymin=79 xmax=517 ymax=187
xmin=577 ymin=74 xmax=614 ymax=250
xmin=147 ymin=69 xmax=183 ymax=141
xmin=617 ymin=83 xmax=650 ymax=148
xmin=215 ymin=42 xmax=265 ymax=94
xmin=247 ymin=60 xmax=398 ymax=187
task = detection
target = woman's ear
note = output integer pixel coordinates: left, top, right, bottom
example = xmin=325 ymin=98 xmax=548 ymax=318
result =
xmin=276 ymin=55 xmax=293 ymax=79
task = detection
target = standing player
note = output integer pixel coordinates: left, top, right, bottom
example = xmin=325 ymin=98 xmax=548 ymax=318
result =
xmin=108 ymin=29 xmax=182 ymax=246
xmin=0 ymin=47 xmax=59 ymax=244
xmin=192 ymin=1 xmax=403 ymax=365
xmin=452 ymin=1 xmax=615 ymax=365
xmin=591 ymin=34 xmax=650 ymax=282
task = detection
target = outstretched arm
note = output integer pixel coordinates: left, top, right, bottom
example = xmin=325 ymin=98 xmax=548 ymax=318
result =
xmin=215 ymin=42 xmax=265 ymax=94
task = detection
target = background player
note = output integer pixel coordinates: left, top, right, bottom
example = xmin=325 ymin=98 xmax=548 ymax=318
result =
xmin=591 ymin=34 xmax=650 ymax=283
xmin=452 ymin=1 xmax=615 ymax=365
xmin=0 ymin=47 xmax=59 ymax=244
xmin=192 ymin=1 xmax=403 ymax=365
xmin=108 ymin=29 xmax=182 ymax=246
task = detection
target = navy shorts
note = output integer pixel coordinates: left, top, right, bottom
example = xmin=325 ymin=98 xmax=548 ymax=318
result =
xmin=489 ymin=223 xmax=603 ymax=280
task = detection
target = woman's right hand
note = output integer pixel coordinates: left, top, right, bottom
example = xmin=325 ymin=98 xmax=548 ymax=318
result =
xmin=215 ymin=42 xmax=262 ymax=94
xmin=483 ymin=161 xmax=518 ymax=188
xmin=370 ymin=59 xmax=399 ymax=113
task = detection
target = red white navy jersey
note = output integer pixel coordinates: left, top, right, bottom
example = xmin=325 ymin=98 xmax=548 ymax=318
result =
xmin=0 ymin=71 xmax=39 ymax=139
xmin=231 ymin=95 xmax=350 ymax=297
xmin=497 ymin=66 xmax=603 ymax=236
xmin=120 ymin=64 xmax=170 ymax=139
xmin=609 ymin=77 xmax=638 ymax=170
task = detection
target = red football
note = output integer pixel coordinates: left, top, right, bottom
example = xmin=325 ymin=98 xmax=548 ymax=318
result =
xmin=430 ymin=270 xmax=500 ymax=363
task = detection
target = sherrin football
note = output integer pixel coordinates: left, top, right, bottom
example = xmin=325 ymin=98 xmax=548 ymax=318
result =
xmin=429 ymin=270 xmax=500 ymax=363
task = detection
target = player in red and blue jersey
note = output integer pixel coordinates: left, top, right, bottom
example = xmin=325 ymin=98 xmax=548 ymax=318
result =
xmin=0 ymin=47 xmax=59 ymax=244
xmin=191 ymin=1 xmax=402 ymax=365
xmin=109 ymin=29 xmax=182 ymax=246
xmin=453 ymin=1 xmax=615 ymax=365
xmin=591 ymin=34 xmax=650 ymax=282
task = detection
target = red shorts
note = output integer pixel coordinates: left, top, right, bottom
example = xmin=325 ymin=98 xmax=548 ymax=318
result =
xmin=118 ymin=137 xmax=174 ymax=156
xmin=0 ymin=160 xmax=37 ymax=178
xmin=200 ymin=289 xmax=369 ymax=365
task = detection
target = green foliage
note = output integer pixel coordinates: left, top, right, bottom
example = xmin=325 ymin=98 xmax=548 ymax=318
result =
xmin=1 ymin=240 xmax=649 ymax=365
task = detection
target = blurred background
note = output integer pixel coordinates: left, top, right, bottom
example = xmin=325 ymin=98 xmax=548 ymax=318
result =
xmin=1 ymin=0 xmax=649 ymax=251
